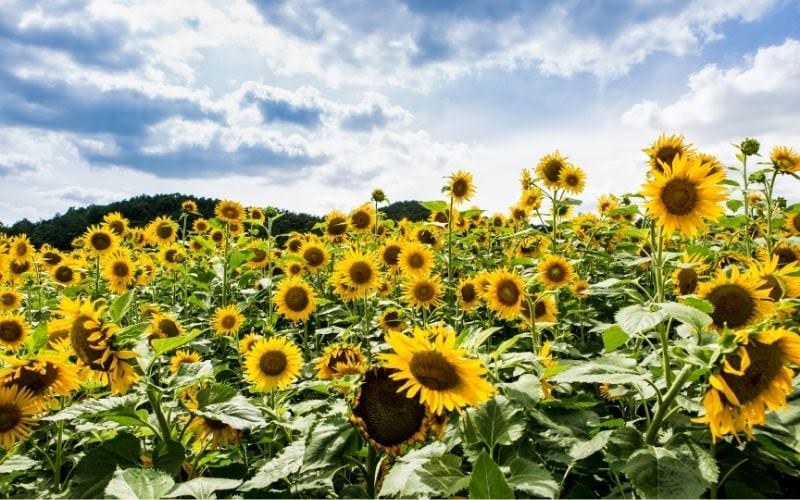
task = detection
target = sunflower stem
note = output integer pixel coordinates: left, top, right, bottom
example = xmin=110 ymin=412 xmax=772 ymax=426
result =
xmin=741 ymin=154 xmax=751 ymax=257
xmin=551 ymin=189 xmax=560 ymax=251
xmin=764 ymin=168 xmax=779 ymax=257
xmin=93 ymin=256 xmax=101 ymax=300
xmin=146 ymin=388 xmax=172 ymax=442
xmin=644 ymin=364 xmax=692 ymax=445
xmin=365 ymin=445 xmax=379 ymax=498
xmin=222 ymin=223 xmax=230 ymax=307
xmin=447 ymin=194 xmax=455 ymax=312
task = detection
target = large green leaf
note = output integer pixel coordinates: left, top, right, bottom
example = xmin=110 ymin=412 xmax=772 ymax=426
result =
xmin=468 ymin=395 xmax=525 ymax=449
xmin=303 ymin=416 xmax=358 ymax=470
xmin=658 ymin=302 xmax=713 ymax=331
xmin=622 ymin=447 xmax=708 ymax=499
xmin=0 ymin=455 xmax=37 ymax=474
xmin=71 ymin=433 xmax=142 ymax=498
xmin=602 ymin=325 xmax=629 ymax=352
xmin=416 ymin=455 xmax=469 ymax=497
xmin=169 ymin=478 xmax=242 ymax=499
xmin=151 ymin=328 xmax=202 ymax=357
xmin=615 ymin=304 xmax=668 ymax=335
xmin=152 ymin=440 xmax=185 ymax=478
xmin=569 ymin=430 xmax=613 ymax=461
xmin=239 ymin=440 xmax=305 ymax=491
xmin=468 ymin=451 xmax=514 ymax=499
xmin=44 ymin=394 xmax=140 ymax=422
xmin=551 ymin=355 xmax=648 ymax=385
xmin=420 ymin=200 xmax=448 ymax=213
xmin=379 ymin=442 xmax=449 ymax=498
xmin=196 ymin=383 xmax=237 ymax=407
xmin=501 ymin=374 xmax=541 ymax=409
xmin=604 ymin=427 xmax=644 ymax=473
xmin=109 ymin=290 xmax=135 ymax=323
xmin=507 ymin=458 xmax=559 ymax=498
xmin=105 ymin=468 xmax=175 ymax=500
xmin=195 ymin=394 xmax=266 ymax=430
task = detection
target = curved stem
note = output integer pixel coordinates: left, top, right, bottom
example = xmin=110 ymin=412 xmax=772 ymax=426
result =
xmin=644 ymin=364 xmax=693 ymax=445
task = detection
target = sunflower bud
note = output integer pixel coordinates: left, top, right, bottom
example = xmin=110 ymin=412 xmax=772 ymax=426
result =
xmin=371 ymin=189 xmax=386 ymax=203
xmin=749 ymin=170 xmax=766 ymax=183
xmin=740 ymin=137 xmax=760 ymax=156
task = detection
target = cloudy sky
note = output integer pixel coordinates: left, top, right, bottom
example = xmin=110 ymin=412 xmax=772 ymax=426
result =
xmin=1 ymin=0 xmax=799 ymax=225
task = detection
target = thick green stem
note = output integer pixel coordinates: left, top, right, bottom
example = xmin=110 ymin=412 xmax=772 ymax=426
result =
xmin=644 ymin=365 xmax=693 ymax=445
xmin=365 ymin=445 xmax=379 ymax=498
xmin=446 ymin=195 xmax=455 ymax=311
xmin=741 ymin=155 xmax=751 ymax=256
xmin=221 ymin=224 xmax=230 ymax=307
xmin=147 ymin=388 xmax=172 ymax=442
xmin=764 ymin=169 xmax=779 ymax=256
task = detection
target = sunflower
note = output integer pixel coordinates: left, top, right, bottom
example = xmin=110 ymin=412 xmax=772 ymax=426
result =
xmin=0 ymin=314 xmax=29 ymax=351
xmin=379 ymin=308 xmax=405 ymax=332
xmin=8 ymin=235 xmax=34 ymax=265
xmin=245 ymin=241 xmax=270 ymax=270
xmin=520 ymin=293 xmax=557 ymax=325
xmin=672 ymin=252 xmax=708 ymax=296
xmin=536 ymin=151 xmax=571 ymax=189
xmin=350 ymin=204 xmax=376 ymax=233
xmin=149 ymin=313 xmax=184 ymax=340
xmin=694 ymin=329 xmax=800 ymax=442
xmin=0 ymin=386 xmax=43 ymax=449
xmin=211 ymin=305 xmax=245 ymax=336
xmin=274 ymin=277 xmax=316 ymax=322
xmin=413 ymin=227 xmax=440 ymax=248
xmin=298 ymin=240 xmax=328 ymax=272
xmin=1 ymin=353 xmax=80 ymax=398
xmin=397 ymin=242 xmax=434 ymax=278
xmin=457 ymin=279 xmax=480 ymax=311
xmin=380 ymin=325 xmax=495 ymax=414
xmin=181 ymin=200 xmax=199 ymax=213
xmin=286 ymin=260 xmax=304 ymax=276
xmin=537 ymin=341 xmax=558 ymax=399
xmin=641 ymin=154 xmax=727 ymax=237
xmin=380 ymin=240 xmax=403 ymax=270
xmin=215 ymin=199 xmax=244 ymax=222
xmin=83 ymin=225 xmax=119 ymax=257
xmin=751 ymin=255 xmax=800 ymax=301
xmin=146 ymin=216 xmax=179 ymax=245
xmin=316 ymin=343 xmax=366 ymax=379
xmin=770 ymin=145 xmax=800 ymax=174
xmin=699 ymin=267 xmax=774 ymax=330
xmin=770 ymin=241 xmax=800 ymax=267
xmin=134 ymin=254 xmax=156 ymax=286
xmin=324 ymin=210 xmax=349 ymax=241
xmin=597 ymin=194 xmax=620 ymax=216
xmin=5 ymin=259 xmax=32 ymax=285
xmin=333 ymin=250 xmax=381 ymax=297
xmin=37 ymin=245 xmax=62 ymax=269
xmin=156 ymin=243 xmax=185 ymax=270
xmin=571 ymin=279 xmax=590 ymax=299
xmin=693 ymin=152 xmax=725 ymax=179
xmin=188 ymin=415 xmax=239 ymax=450
xmin=351 ymin=366 xmax=432 ymax=455
xmin=643 ymin=133 xmax=692 ymax=173
xmin=284 ymin=233 xmax=305 ymax=253
xmin=126 ymin=228 xmax=148 ymax=249
xmin=509 ymin=204 xmax=529 ymax=224
xmin=226 ymin=220 xmax=244 ymax=236
xmin=209 ymin=228 xmax=225 ymax=246
xmin=537 ymin=255 xmax=574 ymax=289
xmin=558 ymin=164 xmax=586 ymax=195
xmin=239 ymin=332 xmax=263 ymax=353
xmin=0 ymin=288 xmax=22 ymax=312
xmin=403 ymin=275 xmax=444 ymax=310
xmin=169 ymin=350 xmax=202 ymax=374
xmin=520 ymin=187 xmax=543 ymax=211
xmin=102 ymin=211 xmax=129 ymax=236
xmin=490 ymin=213 xmax=506 ymax=228
xmin=102 ymin=249 xmax=136 ymax=294
xmin=786 ymin=212 xmax=800 ymax=235
xmin=248 ymin=206 xmax=265 ymax=222
xmin=448 ymin=170 xmax=475 ymax=204
xmin=192 ymin=218 xmax=210 ymax=233
xmin=244 ymin=337 xmax=303 ymax=391
xmin=484 ymin=270 xmax=525 ymax=320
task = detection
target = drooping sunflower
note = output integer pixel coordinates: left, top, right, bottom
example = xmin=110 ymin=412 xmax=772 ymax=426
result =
xmin=146 ymin=216 xmax=179 ymax=246
xmin=694 ymin=328 xmax=800 ymax=442
xmin=537 ymin=341 xmax=558 ymax=400
xmin=402 ymin=275 xmax=444 ymax=311
xmin=298 ymin=240 xmax=328 ymax=272
xmin=397 ymin=242 xmax=434 ymax=278
xmin=349 ymin=204 xmax=376 ymax=233
xmin=484 ymin=270 xmax=525 ymax=320
xmin=324 ymin=210 xmax=349 ymax=241
xmin=643 ymin=133 xmax=692 ymax=173
xmin=0 ymin=386 xmax=43 ymax=450
xmin=558 ymin=164 xmax=586 ymax=195
xmin=699 ymin=267 xmax=774 ymax=330
xmin=211 ymin=305 xmax=245 ymax=336
xmin=102 ymin=249 xmax=136 ymax=294
xmin=537 ymin=255 xmax=574 ymax=289
xmin=158 ymin=243 xmax=187 ymax=270
xmin=188 ymin=414 xmax=239 ymax=450
xmin=641 ymin=154 xmax=727 ymax=237
xmin=1 ymin=353 xmax=80 ymax=398
xmin=226 ymin=219 xmax=244 ymax=236
xmin=380 ymin=325 xmax=495 ymax=415
xmin=786 ymin=212 xmax=800 ymax=235
xmin=672 ymin=252 xmax=709 ymax=296
xmin=169 ymin=350 xmax=202 ymax=374
xmin=149 ymin=313 xmax=184 ymax=340
xmin=316 ymin=343 xmax=366 ymax=379
xmin=245 ymin=240 xmax=270 ymax=270
xmin=751 ymin=255 xmax=800 ymax=301
xmin=520 ymin=293 xmax=557 ymax=325
xmin=274 ymin=277 xmax=317 ymax=322
xmin=770 ymin=241 xmax=800 ymax=267
xmin=770 ymin=145 xmax=800 ymax=174
xmin=379 ymin=308 xmax=405 ymax=332
xmin=244 ymin=337 xmax=303 ymax=391
xmin=102 ymin=211 xmax=129 ymax=236
xmin=0 ymin=314 xmax=29 ymax=351
xmin=0 ymin=288 xmax=22 ymax=312
xmin=83 ymin=225 xmax=119 ymax=257
xmin=536 ymin=151 xmax=571 ymax=189
xmin=351 ymin=366 xmax=432 ymax=455
xmin=457 ymin=279 xmax=480 ymax=311
xmin=448 ymin=170 xmax=475 ymax=204
xmin=215 ymin=199 xmax=245 ymax=222
xmin=333 ymin=250 xmax=381 ymax=297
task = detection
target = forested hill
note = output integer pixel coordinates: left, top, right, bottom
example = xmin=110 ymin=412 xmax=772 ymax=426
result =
xmin=0 ymin=194 xmax=430 ymax=250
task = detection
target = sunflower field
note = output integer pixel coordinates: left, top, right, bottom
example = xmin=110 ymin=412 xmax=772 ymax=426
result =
xmin=1 ymin=136 xmax=800 ymax=499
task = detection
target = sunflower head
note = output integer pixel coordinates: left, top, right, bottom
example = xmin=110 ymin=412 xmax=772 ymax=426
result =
xmin=349 ymin=204 xmax=376 ymax=232
xmin=699 ymin=267 xmax=774 ymax=331
xmin=770 ymin=145 xmax=800 ymax=174
xmin=244 ymin=337 xmax=303 ymax=391
xmin=0 ymin=386 xmax=44 ymax=450
xmin=83 ymin=225 xmax=119 ymax=257
xmin=193 ymin=218 xmax=210 ymax=233
xmin=457 ymin=279 xmax=480 ymax=311
xmin=672 ymin=252 xmax=708 ymax=296
xmin=0 ymin=314 xmax=29 ymax=351
xmin=379 ymin=308 xmax=405 ymax=332
xmin=181 ymin=200 xmax=199 ymax=213
xmin=102 ymin=212 xmax=129 ymax=235
xmin=597 ymin=194 xmax=621 ymax=217
xmin=485 ymin=270 xmax=525 ymax=320
xmin=102 ymin=249 xmax=136 ymax=294
xmin=643 ymin=133 xmax=692 ymax=174
xmin=324 ymin=210 xmax=349 ymax=241
xmin=397 ymin=242 xmax=434 ymax=278
xmin=274 ymin=277 xmax=316 ymax=322
xmin=380 ymin=241 xmax=403 ymax=270
xmin=211 ymin=305 xmax=245 ymax=336
xmin=786 ymin=212 xmax=800 ymax=235
xmin=298 ymin=240 xmax=329 ymax=271
xmin=520 ymin=293 xmax=557 ymax=325
xmin=447 ymin=170 xmax=475 ymax=204
xmin=215 ymin=199 xmax=245 ymax=222
xmin=559 ymin=164 xmax=586 ymax=194
xmin=0 ymin=288 xmax=22 ymax=312
xmin=146 ymin=216 xmax=178 ymax=245
xmin=238 ymin=332 xmax=263 ymax=353
xmin=537 ymin=255 xmax=574 ymax=289
xmin=169 ymin=350 xmax=202 ymax=374
xmin=150 ymin=313 xmax=184 ymax=340
xmin=316 ymin=343 xmax=366 ymax=379
xmin=536 ymin=151 xmax=571 ymax=189
xmin=403 ymin=275 xmax=444 ymax=311
xmin=1 ymin=353 xmax=80 ymax=398
xmin=333 ymin=250 xmax=381 ymax=297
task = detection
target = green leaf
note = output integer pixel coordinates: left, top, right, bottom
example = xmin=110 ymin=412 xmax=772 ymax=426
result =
xmin=726 ymin=199 xmax=744 ymax=213
xmin=670 ymin=435 xmax=719 ymax=485
xmin=239 ymin=440 xmax=305 ymax=491
xmin=682 ymin=296 xmax=715 ymax=314
xmin=417 ymin=455 xmax=469 ymax=497
xmin=602 ymin=325 xmax=629 ymax=352
xmin=501 ymin=374 xmax=541 ymax=409
xmin=570 ymin=430 xmax=613 ymax=461
xmin=172 ymin=360 xmax=214 ymax=387
xmin=109 ymin=290 xmax=135 ymax=323
xmin=114 ymin=322 xmax=150 ymax=344
xmin=195 ymin=394 xmax=266 ymax=431
xmin=196 ymin=383 xmax=237 ymax=407
xmin=551 ymin=356 xmax=648 ymax=385
xmin=468 ymin=451 xmax=514 ymax=499
xmin=228 ymin=250 xmax=253 ymax=270
xmin=0 ymin=455 xmax=37 ymax=474
xmin=615 ymin=304 xmax=668 ymax=335
xmin=507 ymin=458 xmax=559 ymax=498
xmin=152 ymin=440 xmax=185 ymax=478
xmin=44 ymin=394 xmax=140 ymax=422
xmin=379 ymin=442 xmax=449 ymax=497
xmin=303 ymin=416 xmax=358 ymax=470
xmin=658 ymin=302 xmax=713 ymax=331
xmin=105 ymin=468 xmax=175 ymax=500
xmin=468 ymin=395 xmax=525 ymax=449
xmin=169 ymin=478 xmax=242 ymax=499
xmin=27 ymin=322 xmax=48 ymax=353
xmin=151 ymin=329 xmax=202 ymax=357
xmin=605 ymin=427 xmax=644 ymax=473
xmin=461 ymin=326 xmax=503 ymax=350
xmin=491 ymin=333 xmax=527 ymax=360
xmin=71 ymin=433 xmax=141 ymax=498
xmin=622 ymin=447 xmax=708 ymax=499
xmin=420 ymin=200 xmax=448 ymax=213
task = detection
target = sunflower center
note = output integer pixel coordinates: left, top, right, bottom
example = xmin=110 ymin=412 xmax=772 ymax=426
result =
xmin=158 ymin=319 xmax=180 ymax=337
xmin=721 ymin=341 xmax=784 ymax=405
xmin=655 ymin=147 xmax=680 ymax=171
xmin=383 ymin=245 xmax=401 ymax=266
xmin=284 ymin=286 xmax=310 ymax=312
xmin=196 ymin=221 xmax=209 ymax=232
xmin=416 ymin=230 xmax=435 ymax=245
xmin=460 ymin=283 xmax=477 ymax=303
xmin=304 ymin=248 xmax=324 ymax=266
xmin=221 ymin=207 xmax=239 ymax=219
xmin=0 ymin=404 xmax=22 ymax=432
xmin=496 ymin=279 xmax=520 ymax=306
xmin=546 ymin=265 xmax=565 ymax=282
xmin=542 ymin=160 xmax=563 ymax=182
xmin=353 ymin=368 xmax=427 ymax=448
xmin=451 ymin=179 xmax=469 ymax=198
xmin=676 ymin=268 xmax=699 ymax=295
xmin=708 ymin=284 xmax=755 ymax=328
xmin=250 ymin=248 xmax=268 ymax=263
xmin=413 ymin=283 xmax=434 ymax=302
xmin=156 ymin=224 xmax=173 ymax=239
xmin=259 ymin=350 xmax=288 ymax=376
xmin=534 ymin=300 xmax=547 ymax=318
xmin=14 ymin=242 xmax=28 ymax=257
xmin=1 ymin=293 xmax=16 ymax=307
xmin=790 ymin=214 xmax=800 ymax=233
xmin=42 ymin=251 xmax=62 ymax=266
xmin=349 ymin=262 xmax=373 ymax=285
xmin=773 ymin=247 xmax=797 ymax=266
xmin=382 ymin=311 xmax=401 ymax=328
xmin=70 ymin=314 xmax=107 ymax=365
xmin=8 ymin=362 xmax=59 ymax=395
xmin=407 ymin=253 xmax=424 ymax=269
xmin=409 ymin=351 xmax=460 ymax=391
xmin=211 ymin=231 xmax=224 ymax=243
xmin=565 ymin=174 xmax=580 ymax=187
xmin=0 ymin=320 xmax=23 ymax=342
xmin=203 ymin=417 xmax=229 ymax=430
xmin=91 ymin=233 xmax=112 ymax=250
xmin=10 ymin=261 xmax=30 ymax=274
xmin=112 ymin=262 xmax=129 ymax=278
xmin=220 ymin=315 xmax=236 ymax=329
xmin=434 ymin=212 xmax=448 ymax=224
xmin=660 ymin=178 xmax=698 ymax=216
xmin=327 ymin=216 xmax=348 ymax=236
xmin=759 ymin=275 xmax=783 ymax=302
xmin=351 ymin=211 xmax=371 ymax=229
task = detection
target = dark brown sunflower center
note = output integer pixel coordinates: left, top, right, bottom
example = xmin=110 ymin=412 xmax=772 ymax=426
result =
xmin=349 ymin=262 xmax=373 ymax=285
xmin=221 ymin=207 xmax=240 ymax=219
xmin=284 ymin=286 xmax=310 ymax=312
xmin=409 ymin=351 xmax=460 ymax=391
xmin=327 ymin=216 xmax=348 ymax=236
xmin=204 ymin=417 xmax=229 ymax=430
xmin=287 ymin=239 xmax=302 ymax=252
xmin=759 ymin=275 xmax=783 ymax=302
xmin=383 ymin=245 xmax=401 ymax=266
xmin=708 ymin=284 xmax=755 ymax=328
xmin=112 ymin=262 xmax=130 ymax=278
xmin=546 ymin=264 xmax=566 ymax=283
xmin=434 ymin=212 xmax=448 ymax=224
xmin=0 ymin=320 xmax=23 ymax=342
xmin=721 ymin=341 xmax=784 ymax=405
xmin=660 ymin=178 xmax=698 ymax=216
xmin=407 ymin=253 xmax=424 ymax=269
xmin=91 ymin=232 xmax=112 ymax=250
xmin=542 ymin=160 xmax=563 ymax=182
xmin=196 ymin=221 xmax=209 ymax=232
xmin=416 ymin=230 xmax=435 ymax=245
xmin=303 ymin=248 xmax=324 ymax=266
xmin=460 ymin=283 xmax=477 ymax=303
xmin=565 ymin=174 xmax=580 ymax=187
xmin=790 ymin=214 xmax=800 ymax=233
xmin=164 ymin=249 xmax=178 ymax=263
xmin=7 ymin=362 xmax=59 ymax=395
xmin=156 ymin=224 xmax=173 ymax=239
xmin=250 ymin=248 xmax=268 ymax=263
xmin=70 ymin=314 xmax=107 ymax=365
xmin=42 ymin=251 xmax=62 ymax=266
xmin=259 ymin=350 xmax=288 ymax=376
xmin=0 ymin=404 xmax=22 ymax=432
xmin=158 ymin=319 xmax=180 ymax=337
xmin=512 ymin=208 xmax=526 ymax=220
xmin=14 ymin=242 xmax=28 ymax=257
xmin=676 ymin=268 xmax=699 ymax=295
xmin=655 ymin=147 xmax=680 ymax=171
xmin=10 ymin=261 xmax=30 ymax=274
xmin=382 ymin=311 xmax=401 ymax=328
xmin=773 ymin=248 xmax=798 ymax=266
xmin=353 ymin=368 xmax=427 ymax=448
xmin=451 ymin=178 xmax=469 ymax=198
xmin=413 ymin=283 xmax=435 ymax=302
xmin=1 ymin=293 xmax=16 ymax=307
xmin=351 ymin=211 xmax=371 ymax=229
xmin=220 ymin=315 xmax=237 ymax=330
xmin=496 ymin=279 xmax=520 ymax=306
xmin=211 ymin=231 xmax=224 ymax=243
xmin=109 ymin=221 xmax=125 ymax=234
xmin=534 ymin=300 xmax=547 ymax=317
xmin=492 ymin=216 xmax=503 ymax=227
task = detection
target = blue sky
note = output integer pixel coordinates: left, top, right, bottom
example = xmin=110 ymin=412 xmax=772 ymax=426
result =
xmin=1 ymin=0 xmax=799 ymax=224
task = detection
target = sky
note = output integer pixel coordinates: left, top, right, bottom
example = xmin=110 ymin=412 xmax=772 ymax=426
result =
xmin=1 ymin=0 xmax=799 ymax=225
